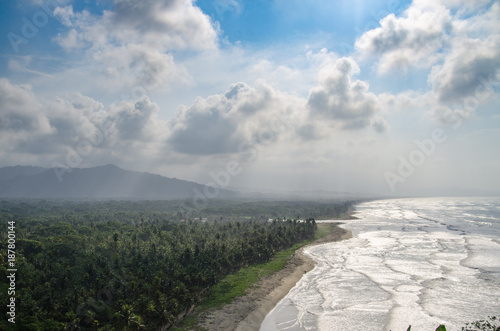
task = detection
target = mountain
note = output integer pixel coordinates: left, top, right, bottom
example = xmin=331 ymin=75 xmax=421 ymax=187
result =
xmin=0 ymin=164 xmax=238 ymax=200
xmin=0 ymin=165 xmax=46 ymax=181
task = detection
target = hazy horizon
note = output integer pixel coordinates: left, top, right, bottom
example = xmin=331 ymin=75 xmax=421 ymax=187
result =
xmin=1 ymin=0 xmax=499 ymax=197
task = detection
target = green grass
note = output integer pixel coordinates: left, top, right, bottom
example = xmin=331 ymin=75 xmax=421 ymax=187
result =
xmin=314 ymin=223 xmax=333 ymax=240
xmin=171 ymin=223 xmax=334 ymax=331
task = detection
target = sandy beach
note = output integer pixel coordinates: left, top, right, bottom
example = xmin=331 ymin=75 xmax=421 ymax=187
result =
xmin=196 ymin=222 xmax=353 ymax=331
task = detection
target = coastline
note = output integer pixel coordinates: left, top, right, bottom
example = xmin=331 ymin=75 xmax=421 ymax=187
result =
xmin=196 ymin=222 xmax=353 ymax=331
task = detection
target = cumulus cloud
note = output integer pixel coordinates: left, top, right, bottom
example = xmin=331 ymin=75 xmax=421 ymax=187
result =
xmin=0 ymin=78 xmax=50 ymax=135
xmin=168 ymin=81 xmax=301 ymax=155
xmin=426 ymin=37 xmax=500 ymax=124
xmin=371 ymin=118 xmax=389 ymax=133
xmin=0 ymin=78 xmax=171 ymax=166
xmin=355 ymin=0 xmax=500 ymax=125
xmin=53 ymin=0 xmax=217 ymax=91
xmin=355 ymin=1 xmax=453 ymax=73
xmin=307 ymin=58 xmax=385 ymax=132
xmin=295 ymin=123 xmax=319 ymax=141
xmin=0 ymin=79 xmax=100 ymax=158
xmin=55 ymin=0 xmax=217 ymax=51
xmin=167 ymin=56 xmax=390 ymax=158
xmin=91 ymin=44 xmax=189 ymax=93
xmin=107 ymin=97 xmax=163 ymax=141
xmin=429 ymin=37 xmax=500 ymax=104
xmin=168 ymin=100 xmax=242 ymax=155
xmin=48 ymin=95 xmax=168 ymax=154
xmin=426 ymin=2 xmax=500 ymax=124
xmin=110 ymin=0 xmax=218 ymax=50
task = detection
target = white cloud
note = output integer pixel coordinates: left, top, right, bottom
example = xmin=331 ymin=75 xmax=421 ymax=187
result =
xmin=55 ymin=0 xmax=218 ymax=51
xmin=0 ymin=78 xmax=172 ymax=167
xmin=355 ymin=0 xmax=500 ymax=125
xmin=167 ymin=80 xmax=302 ymax=155
xmin=429 ymin=37 xmax=500 ymax=104
xmin=7 ymin=56 xmax=56 ymax=78
xmin=93 ymin=44 xmax=189 ymax=93
xmin=306 ymin=48 xmax=339 ymax=69
xmin=56 ymin=28 xmax=79 ymax=49
xmin=426 ymin=2 xmax=500 ymax=124
xmin=112 ymin=0 xmax=218 ymax=50
xmin=0 ymin=79 xmax=82 ymax=159
xmin=0 ymin=78 xmax=51 ymax=136
xmin=249 ymin=60 xmax=301 ymax=90
xmin=53 ymin=5 xmax=75 ymax=27
xmin=355 ymin=1 xmax=453 ymax=74
xmin=2 ymin=0 xmax=499 ymax=195
xmin=52 ymin=0 xmax=218 ymax=93
xmin=166 ymin=55 xmax=391 ymax=158
xmin=108 ymin=97 xmax=165 ymax=141
xmin=307 ymin=57 xmax=385 ymax=131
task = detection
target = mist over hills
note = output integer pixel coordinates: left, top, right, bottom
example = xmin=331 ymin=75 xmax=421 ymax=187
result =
xmin=1 ymin=165 xmax=497 ymax=201
xmin=0 ymin=164 xmax=237 ymax=200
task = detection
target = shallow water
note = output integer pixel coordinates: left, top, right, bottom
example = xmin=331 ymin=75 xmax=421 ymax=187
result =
xmin=261 ymin=197 xmax=500 ymax=331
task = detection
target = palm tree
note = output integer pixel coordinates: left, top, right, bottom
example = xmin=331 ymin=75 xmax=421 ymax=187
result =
xmin=113 ymin=304 xmax=145 ymax=330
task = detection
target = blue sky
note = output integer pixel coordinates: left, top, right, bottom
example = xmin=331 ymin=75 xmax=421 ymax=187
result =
xmin=1 ymin=0 xmax=413 ymax=79
xmin=1 ymin=0 xmax=499 ymax=196
xmin=197 ymin=0 xmax=413 ymax=45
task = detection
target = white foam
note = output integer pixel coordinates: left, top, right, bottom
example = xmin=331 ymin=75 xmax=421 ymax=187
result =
xmin=260 ymin=198 xmax=500 ymax=331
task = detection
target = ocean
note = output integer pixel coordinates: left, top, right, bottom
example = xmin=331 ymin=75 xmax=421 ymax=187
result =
xmin=261 ymin=197 xmax=500 ymax=331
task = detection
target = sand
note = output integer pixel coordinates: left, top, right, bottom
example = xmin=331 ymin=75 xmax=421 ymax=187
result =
xmin=195 ymin=222 xmax=353 ymax=331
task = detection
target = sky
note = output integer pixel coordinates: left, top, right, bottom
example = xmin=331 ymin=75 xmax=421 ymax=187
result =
xmin=0 ymin=0 xmax=499 ymax=196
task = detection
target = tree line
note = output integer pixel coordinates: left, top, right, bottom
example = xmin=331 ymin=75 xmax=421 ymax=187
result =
xmin=0 ymin=199 xmax=355 ymax=330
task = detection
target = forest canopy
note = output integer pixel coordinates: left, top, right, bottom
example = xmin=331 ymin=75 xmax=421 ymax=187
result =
xmin=0 ymin=199 xmax=356 ymax=330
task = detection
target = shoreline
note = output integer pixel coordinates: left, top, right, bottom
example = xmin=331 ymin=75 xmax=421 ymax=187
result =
xmin=196 ymin=222 xmax=353 ymax=331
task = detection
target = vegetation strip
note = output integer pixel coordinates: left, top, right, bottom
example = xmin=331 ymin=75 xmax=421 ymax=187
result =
xmin=172 ymin=222 xmax=347 ymax=331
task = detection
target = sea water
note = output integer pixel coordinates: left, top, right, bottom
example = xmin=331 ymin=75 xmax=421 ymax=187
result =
xmin=261 ymin=197 xmax=500 ymax=331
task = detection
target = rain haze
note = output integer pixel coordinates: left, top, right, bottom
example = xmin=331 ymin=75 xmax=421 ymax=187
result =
xmin=1 ymin=0 xmax=499 ymax=197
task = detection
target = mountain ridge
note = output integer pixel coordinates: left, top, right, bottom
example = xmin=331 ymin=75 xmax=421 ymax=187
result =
xmin=0 ymin=164 xmax=237 ymax=200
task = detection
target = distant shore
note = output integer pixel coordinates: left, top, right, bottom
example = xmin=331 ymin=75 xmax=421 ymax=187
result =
xmin=196 ymin=221 xmax=353 ymax=331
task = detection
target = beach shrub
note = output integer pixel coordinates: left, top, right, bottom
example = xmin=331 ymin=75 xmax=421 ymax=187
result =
xmin=462 ymin=316 xmax=500 ymax=331
xmin=404 ymin=325 xmax=446 ymax=331
xmin=403 ymin=317 xmax=500 ymax=331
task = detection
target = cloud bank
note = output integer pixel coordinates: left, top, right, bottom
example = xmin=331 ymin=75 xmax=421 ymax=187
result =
xmin=1 ymin=0 xmax=499 ymax=194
